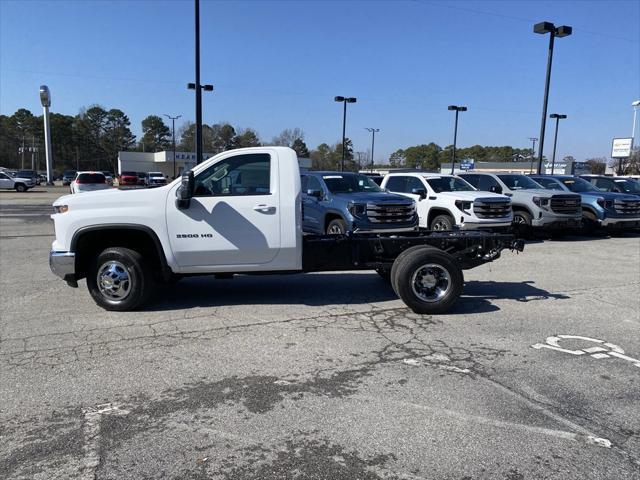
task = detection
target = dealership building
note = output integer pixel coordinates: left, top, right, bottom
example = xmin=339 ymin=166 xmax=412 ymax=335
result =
xmin=117 ymin=151 xmax=214 ymax=179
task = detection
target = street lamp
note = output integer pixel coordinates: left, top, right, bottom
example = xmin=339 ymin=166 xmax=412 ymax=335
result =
xmin=549 ymin=113 xmax=567 ymax=174
xmin=447 ymin=105 xmax=467 ymax=174
xmin=334 ymin=96 xmax=357 ymax=171
xmin=189 ymin=0 xmax=214 ymax=166
xmin=528 ymin=137 xmax=538 ymax=174
xmin=632 ymin=100 xmax=640 ymax=142
xmin=533 ymin=21 xmax=572 ymax=174
xmin=39 ymin=85 xmax=54 ymax=185
xmin=164 ymin=114 xmax=182 ymax=179
xmin=365 ymin=128 xmax=379 ymax=173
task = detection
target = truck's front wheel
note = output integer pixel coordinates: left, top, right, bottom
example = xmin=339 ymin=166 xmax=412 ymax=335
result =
xmin=430 ymin=214 xmax=453 ymax=231
xmin=87 ymin=247 xmax=153 ymax=311
xmin=326 ymin=218 xmax=347 ymax=235
xmin=392 ymin=248 xmax=463 ymax=314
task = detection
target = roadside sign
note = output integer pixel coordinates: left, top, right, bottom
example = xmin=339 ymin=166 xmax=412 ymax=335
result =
xmin=460 ymin=160 xmax=475 ymax=171
xmin=611 ymin=138 xmax=633 ymax=158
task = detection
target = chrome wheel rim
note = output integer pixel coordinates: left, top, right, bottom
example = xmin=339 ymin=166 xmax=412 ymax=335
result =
xmin=431 ymin=220 xmax=450 ymax=231
xmin=513 ymin=215 xmax=528 ymax=225
xmin=97 ymin=261 xmax=132 ymax=301
xmin=328 ymin=224 xmax=344 ymax=234
xmin=411 ymin=263 xmax=451 ymax=302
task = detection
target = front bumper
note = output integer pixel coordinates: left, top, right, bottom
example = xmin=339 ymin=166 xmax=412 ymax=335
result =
xmin=458 ymin=221 xmax=512 ymax=231
xmin=601 ymin=217 xmax=640 ymax=229
xmin=532 ymin=217 xmax=582 ymax=229
xmin=49 ymin=251 xmax=77 ymax=286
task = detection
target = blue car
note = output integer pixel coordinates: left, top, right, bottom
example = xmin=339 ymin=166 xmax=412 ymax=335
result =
xmin=531 ymin=175 xmax=640 ymax=231
xmin=300 ymin=171 xmax=418 ymax=234
xmin=580 ymin=175 xmax=640 ymax=198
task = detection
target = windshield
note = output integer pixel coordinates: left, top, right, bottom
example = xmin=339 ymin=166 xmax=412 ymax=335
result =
xmin=426 ymin=176 xmax=475 ymax=192
xmin=614 ymin=179 xmax=640 ymax=193
xmin=77 ymin=173 xmax=105 ymax=183
xmin=497 ymin=174 xmax=543 ymax=190
xmin=560 ymin=177 xmax=598 ymax=193
xmin=63 ymin=170 xmax=76 ymax=176
xmin=149 ymin=172 xmax=163 ymax=177
xmin=322 ymin=174 xmax=383 ymax=193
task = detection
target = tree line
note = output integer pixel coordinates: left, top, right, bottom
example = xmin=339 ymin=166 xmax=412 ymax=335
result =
xmin=0 ymin=106 xmax=622 ymax=174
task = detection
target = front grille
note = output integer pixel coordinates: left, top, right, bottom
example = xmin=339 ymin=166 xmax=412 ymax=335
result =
xmin=367 ymin=203 xmax=416 ymax=223
xmin=473 ymin=198 xmax=512 ymax=219
xmin=614 ymin=198 xmax=640 ymax=216
xmin=550 ymin=194 xmax=581 ymax=215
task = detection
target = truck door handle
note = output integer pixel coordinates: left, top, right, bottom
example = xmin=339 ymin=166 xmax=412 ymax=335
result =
xmin=254 ymin=204 xmax=276 ymax=213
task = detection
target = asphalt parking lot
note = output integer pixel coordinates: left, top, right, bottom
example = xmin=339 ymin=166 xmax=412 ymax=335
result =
xmin=1 ymin=187 xmax=639 ymax=480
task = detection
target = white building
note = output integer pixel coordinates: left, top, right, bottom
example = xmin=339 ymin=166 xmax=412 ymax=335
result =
xmin=117 ymin=151 xmax=214 ymax=179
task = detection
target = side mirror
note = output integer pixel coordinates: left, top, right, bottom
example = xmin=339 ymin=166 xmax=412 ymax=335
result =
xmin=307 ymin=189 xmax=322 ymax=199
xmin=411 ymin=188 xmax=427 ymax=200
xmin=489 ymin=185 xmax=503 ymax=194
xmin=176 ymin=170 xmax=194 ymax=209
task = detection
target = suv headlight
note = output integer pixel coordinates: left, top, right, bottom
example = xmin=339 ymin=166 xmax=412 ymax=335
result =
xmin=455 ymin=200 xmax=472 ymax=213
xmin=347 ymin=202 xmax=367 ymax=217
xmin=53 ymin=205 xmax=69 ymax=214
xmin=532 ymin=196 xmax=550 ymax=209
xmin=596 ymin=197 xmax=605 ymax=208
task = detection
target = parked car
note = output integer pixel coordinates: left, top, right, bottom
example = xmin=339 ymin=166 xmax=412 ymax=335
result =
xmin=147 ymin=172 xmax=167 ymax=187
xmin=15 ymin=170 xmax=39 ymax=185
xmin=118 ymin=171 xmax=139 ymax=186
xmin=0 ymin=170 xmax=35 ymax=192
xmin=70 ymin=171 xmax=111 ymax=194
xmin=101 ymin=171 xmax=114 ymax=186
xmin=137 ymin=172 xmax=149 ymax=186
xmin=382 ymin=172 xmax=512 ymax=231
xmin=531 ymin=175 xmax=640 ymax=232
xmin=459 ymin=172 xmax=582 ymax=234
xmin=62 ymin=170 xmax=77 ymax=186
xmin=300 ymin=171 xmax=417 ymax=234
xmin=580 ymin=175 xmax=640 ymax=198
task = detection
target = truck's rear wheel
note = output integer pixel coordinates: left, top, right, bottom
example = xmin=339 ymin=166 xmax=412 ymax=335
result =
xmin=326 ymin=218 xmax=347 ymax=235
xmin=87 ymin=247 xmax=153 ymax=311
xmin=392 ymin=248 xmax=463 ymax=314
xmin=430 ymin=214 xmax=453 ymax=231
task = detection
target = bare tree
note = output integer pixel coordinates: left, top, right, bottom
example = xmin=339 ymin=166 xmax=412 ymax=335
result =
xmin=271 ymin=128 xmax=305 ymax=147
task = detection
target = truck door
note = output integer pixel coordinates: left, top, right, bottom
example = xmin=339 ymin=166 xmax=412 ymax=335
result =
xmin=0 ymin=172 xmax=12 ymax=189
xmin=301 ymin=175 xmax=324 ymax=233
xmin=166 ymin=151 xmax=281 ymax=267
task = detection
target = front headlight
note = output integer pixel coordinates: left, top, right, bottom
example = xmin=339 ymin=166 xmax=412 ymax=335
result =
xmin=53 ymin=205 xmax=69 ymax=214
xmin=347 ymin=203 xmax=367 ymax=217
xmin=455 ymin=200 xmax=472 ymax=213
xmin=532 ymin=196 xmax=550 ymax=208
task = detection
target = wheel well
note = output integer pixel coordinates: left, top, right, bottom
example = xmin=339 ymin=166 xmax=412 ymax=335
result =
xmin=324 ymin=212 xmax=344 ymax=231
xmin=427 ymin=208 xmax=453 ymax=226
xmin=72 ymin=227 xmax=170 ymax=281
xmin=582 ymin=207 xmax=597 ymax=220
xmin=512 ymin=206 xmax=532 ymax=217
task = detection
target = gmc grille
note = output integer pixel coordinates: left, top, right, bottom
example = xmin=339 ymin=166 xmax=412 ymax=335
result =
xmin=550 ymin=194 xmax=581 ymax=215
xmin=367 ymin=203 xmax=416 ymax=224
xmin=473 ymin=198 xmax=512 ymax=219
xmin=614 ymin=199 xmax=640 ymax=216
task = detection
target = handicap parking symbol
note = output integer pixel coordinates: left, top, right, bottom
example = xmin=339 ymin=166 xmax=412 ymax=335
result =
xmin=532 ymin=335 xmax=640 ymax=368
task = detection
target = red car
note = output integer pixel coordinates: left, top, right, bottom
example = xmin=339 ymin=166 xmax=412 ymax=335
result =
xmin=119 ymin=171 xmax=138 ymax=186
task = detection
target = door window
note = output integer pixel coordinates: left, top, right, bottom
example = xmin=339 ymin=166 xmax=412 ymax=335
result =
xmin=385 ymin=176 xmax=406 ymax=192
xmin=594 ymin=178 xmax=614 ymax=192
xmin=0 ymin=173 xmax=9 ymax=180
xmin=535 ymin=177 xmax=563 ymax=190
xmin=460 ymin=174 xmax=479 ymax=188
xmin=306 ymin=176 xmax=322 ymax=193
xmin=194 ymin=153 xmax=270 ymax=196
xmin=479 ymin=175 xmax=501 ymax=191
xmin=406 ymin=177 xmax=424 ymax=193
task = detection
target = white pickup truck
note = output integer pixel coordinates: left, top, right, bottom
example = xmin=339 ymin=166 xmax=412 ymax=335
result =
xmin=381 ymin=172 xmax=512 ymax=231
xmin=50 ymin=147 xmax=523 ymax=314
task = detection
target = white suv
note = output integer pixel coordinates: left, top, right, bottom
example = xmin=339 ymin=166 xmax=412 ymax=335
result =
xmin=381 ymin=172 xmax=512 ymax=231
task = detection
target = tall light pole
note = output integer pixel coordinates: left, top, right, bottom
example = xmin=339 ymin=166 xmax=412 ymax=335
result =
xmin=188 ymin=0 xmax=214 ymax=166
xmin=533 ymin=21 xmax=572 ymax=174
xmin=448 ymin=105 xmax=467 ymax=174
xmin=528 ymin=137 xmax=538 ymax=173
xmin=334 ymin=96 xmax=357 ymax=171
xmin=365 ymin=127 xmax=379 ymax=173
xmin=632 ymin=100 xmax=640 ymax=143
xmin=39 ymin=86 xmax=54 ymax=185
xmin=549 ymin=113 xmax=567 ymax=174
xmin=164 ymin=114 xmax=182 ymax=179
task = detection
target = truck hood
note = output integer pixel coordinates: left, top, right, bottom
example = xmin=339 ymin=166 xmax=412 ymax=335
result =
xmin=331 ymin=191 xmax=414 ymax=204
xmin=53 ymin=185 xmax=170 ymax=209
xmin=578 ymin=191 xmax=638 ymax=202
xmin=508 ymin=188 xmax=558 ymax=199
xmin=437 ymin=191 xmax=508 ymax=201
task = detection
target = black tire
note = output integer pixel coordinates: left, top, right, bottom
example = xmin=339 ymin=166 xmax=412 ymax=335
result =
xmin=392 ymin=247 xmax=463 ymax=314
xmin=375 ymin=267 xmax=391 ymax=282
xmin=512 ymin=210 xmax=532 ymax=238
xmin=15 ymin=183 xmax=26 ymax=192
xmin=390 ymin=245 xmax=439 ymax=296
xmin=581 ymin=212 xmax=598 ymax=235
xmin=87 ymin=247 xmax=154 ymax=311
xmin=326 ymin=218 xmax=347 ymax=235
xmin=430 ymin=214 xmax=454 ymax=231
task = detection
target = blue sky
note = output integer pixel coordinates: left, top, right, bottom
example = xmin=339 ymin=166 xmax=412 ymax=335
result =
xmin=1 ymin=0 xmax=638 ymax=162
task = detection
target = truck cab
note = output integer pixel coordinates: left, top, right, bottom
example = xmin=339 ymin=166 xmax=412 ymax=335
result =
xmin=460 ymin=172 xmax=582 ymax=233
xmin=531 ymin=174 xmax=640 ymax=231
xmin=300 ymin=171 xmax=417 ymax=235
xmin=381 ymin=172 xmax=512 ymax=231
